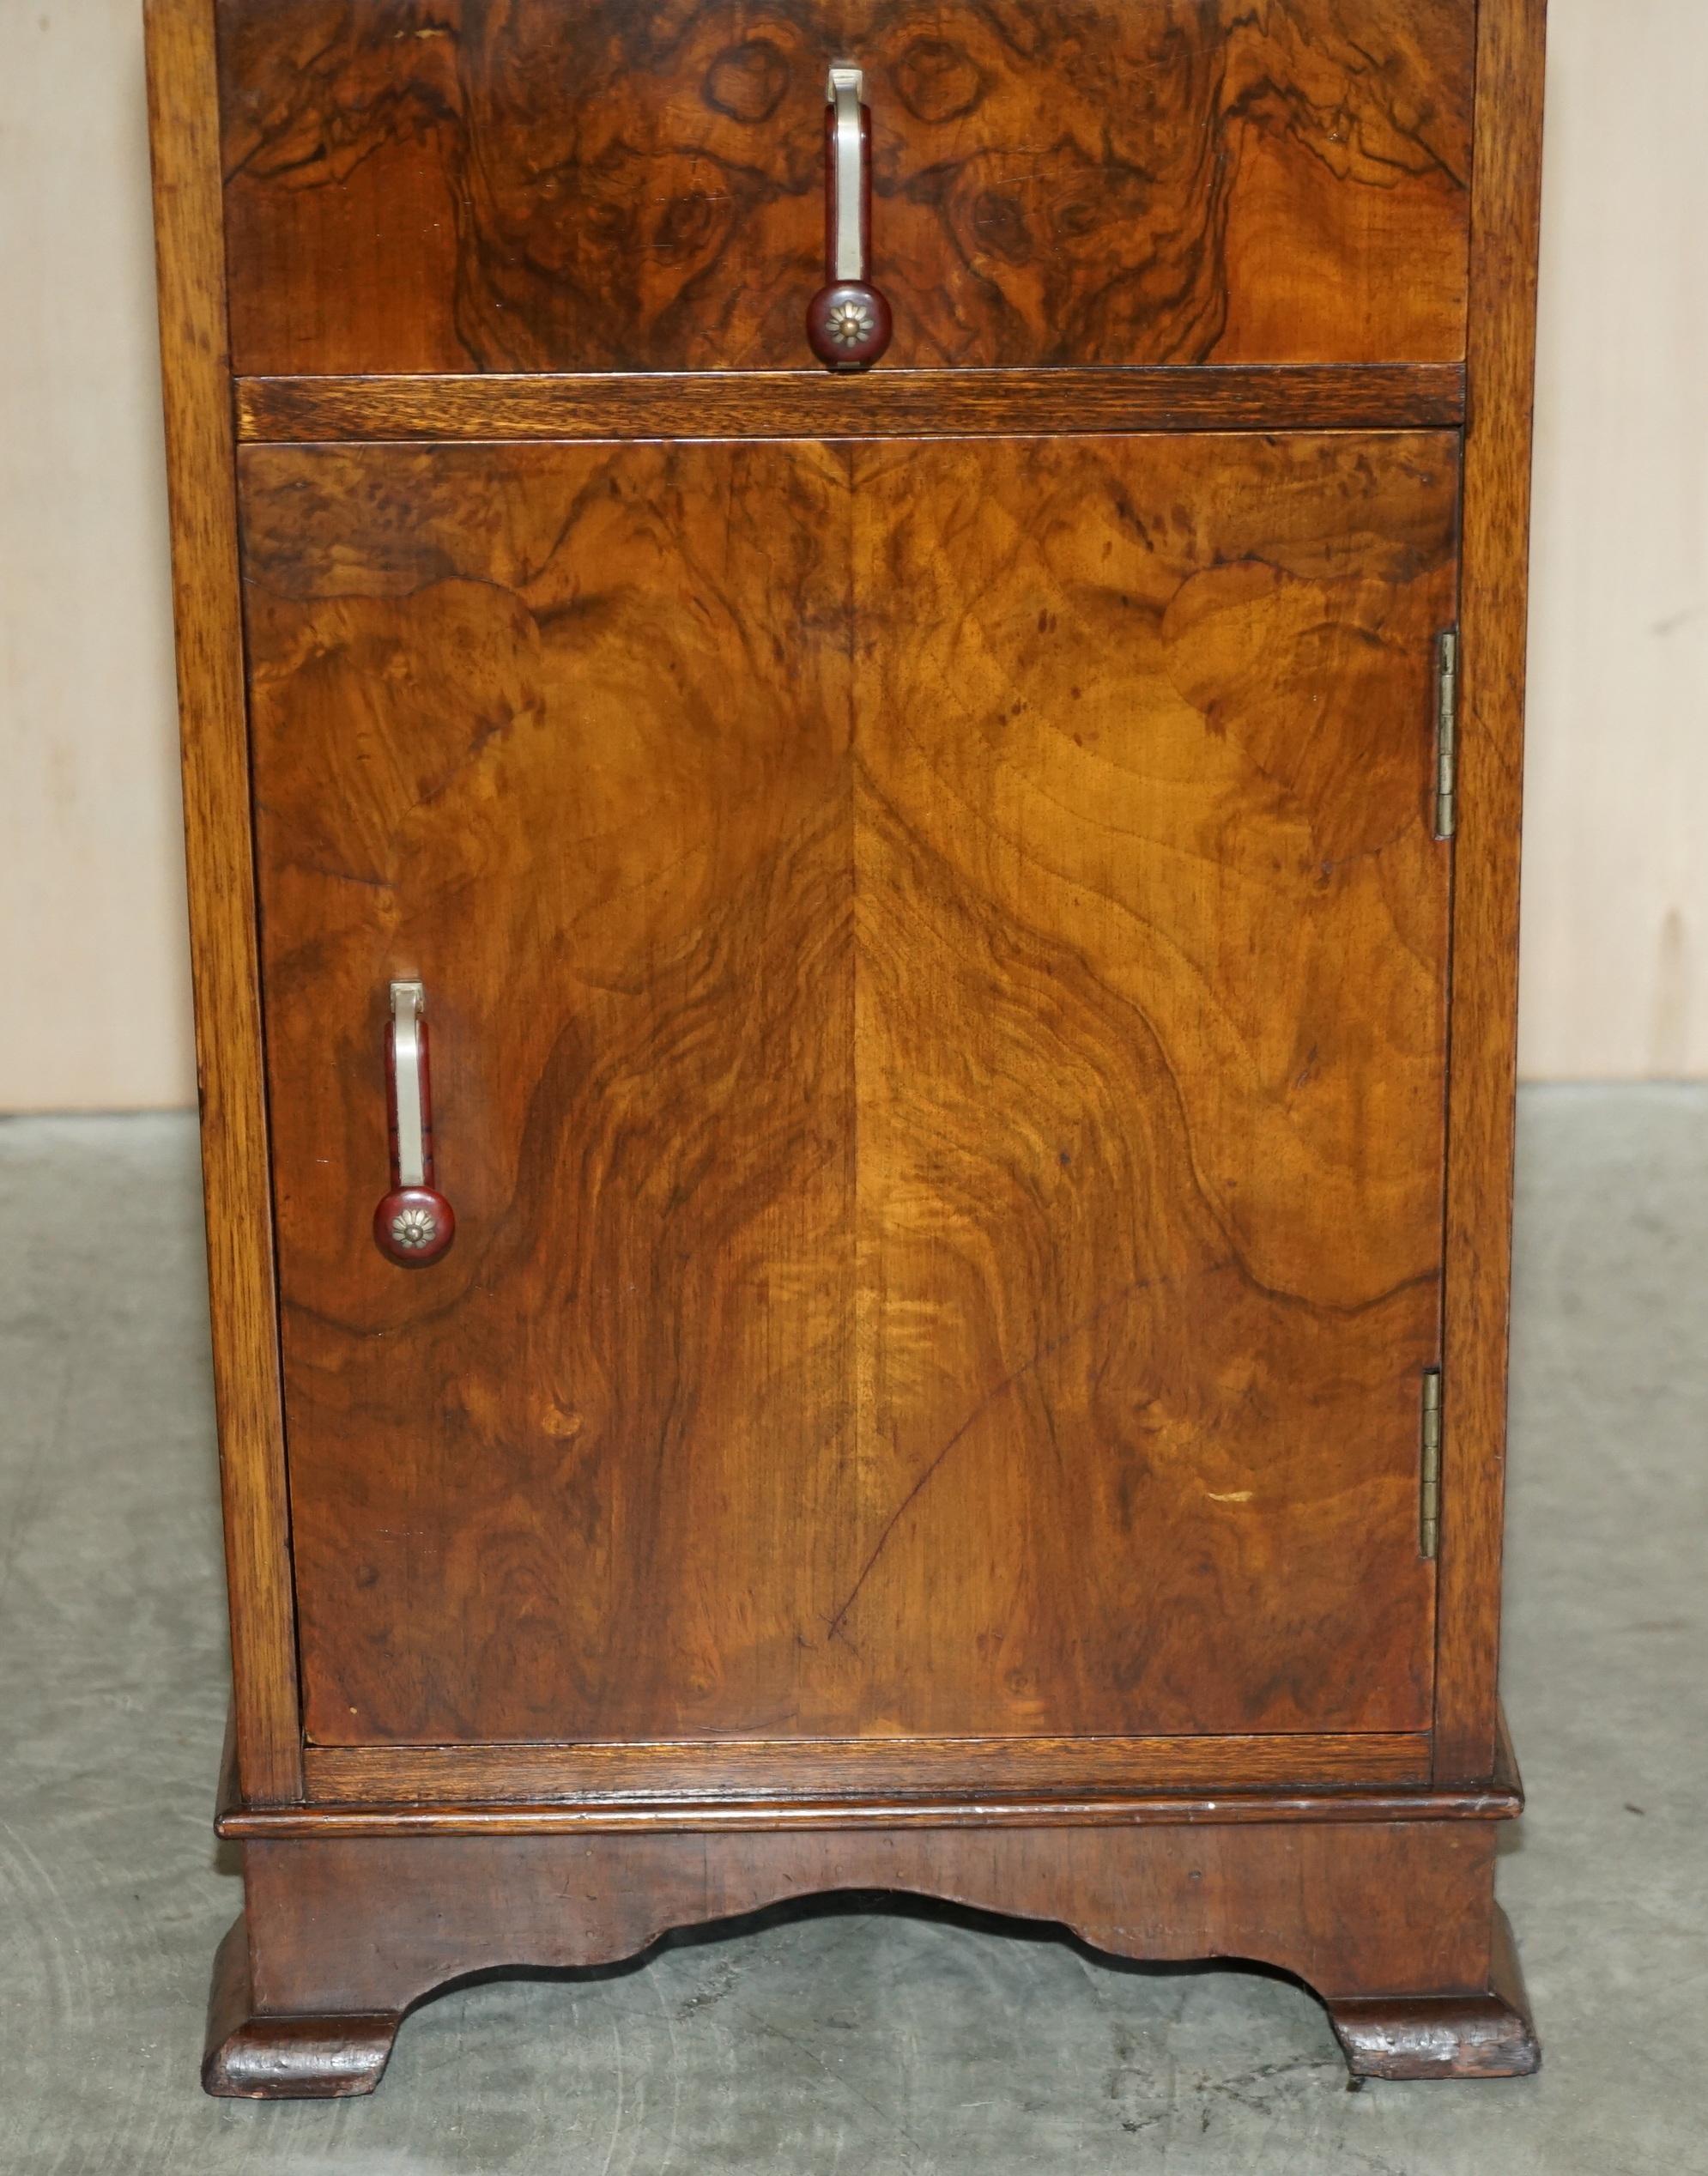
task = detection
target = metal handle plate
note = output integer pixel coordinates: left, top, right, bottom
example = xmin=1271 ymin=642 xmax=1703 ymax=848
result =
xmin=391 ymin=980 xmax=428 ymax=1188
xmin=829 ymin=64 xmax=865 ymax=283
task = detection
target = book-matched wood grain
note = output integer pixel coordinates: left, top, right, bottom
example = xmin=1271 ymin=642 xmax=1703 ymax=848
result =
xmin=215 ymin=0 xmax=1474 ymax=376
xmin=233 ymin=365 xmax=1469 ymax=445
xmin=144 ymin=0 xmax=302 ymax=1803
xmin=239 ymin=429 xmax=1457 ymax=1760
xmin=1433 ymin=0 xmax=1550 ymax=1788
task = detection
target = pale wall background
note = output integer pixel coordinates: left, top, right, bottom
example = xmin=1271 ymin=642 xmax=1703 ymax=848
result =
xmin=2 ymin=0 xmax=1705 ymax=1109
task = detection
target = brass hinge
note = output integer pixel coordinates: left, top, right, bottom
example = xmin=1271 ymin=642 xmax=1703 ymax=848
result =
xmin=1420 ymin=1367 xmax=1444 ymax=1560
xmin=1433 ymin=629 xmax=1460 ymax=840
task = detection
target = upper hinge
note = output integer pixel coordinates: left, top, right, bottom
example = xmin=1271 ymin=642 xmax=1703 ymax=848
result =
xmin=1420 ymin=1366 xmax=1444 ymax=1560
xmin=1433 ymin=628 xmax=1460 ymax=840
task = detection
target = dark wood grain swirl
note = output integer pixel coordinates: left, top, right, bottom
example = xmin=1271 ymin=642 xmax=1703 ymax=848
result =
xmin=843 ymin=431 xmax=1457 ymax=1743
xmin=245 ymin=439 xmax=856 ymax=1746
xmin=242 ymin=428 xmax=1457 ymax=1755
xmin=217 ymin=0 xmax=1474 ymax=373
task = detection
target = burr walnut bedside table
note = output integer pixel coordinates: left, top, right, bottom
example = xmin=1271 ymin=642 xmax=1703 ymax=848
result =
xmin=146 ymin=0 xmax=1546 ymax=2096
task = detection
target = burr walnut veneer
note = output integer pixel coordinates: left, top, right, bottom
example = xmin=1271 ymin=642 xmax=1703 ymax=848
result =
xmin=148 ymin=0 xmax=1547 ymax=2097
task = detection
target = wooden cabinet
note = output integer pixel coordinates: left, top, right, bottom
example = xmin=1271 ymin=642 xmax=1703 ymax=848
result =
xmin=148 ymin=0 xmax=1546 ymax=2098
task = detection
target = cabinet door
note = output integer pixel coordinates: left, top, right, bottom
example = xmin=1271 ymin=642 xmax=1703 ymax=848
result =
xmin=241 ymin=430 xmax=1458 ymax=1753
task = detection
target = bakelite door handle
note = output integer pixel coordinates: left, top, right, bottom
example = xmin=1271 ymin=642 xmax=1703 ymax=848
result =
xmin=373 ymin=979 xmax=456 ymax=1267
xmin=806 ymin=64 xmax=893 ymax=370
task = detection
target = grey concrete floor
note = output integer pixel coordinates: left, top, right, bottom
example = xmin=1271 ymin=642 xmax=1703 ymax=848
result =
xmin=1 ymin=1088 xmax=1704 ymax=2174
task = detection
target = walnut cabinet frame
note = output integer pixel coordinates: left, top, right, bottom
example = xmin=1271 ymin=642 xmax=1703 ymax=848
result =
xmin=148 ymin=0 xmax=1547 ymax=2097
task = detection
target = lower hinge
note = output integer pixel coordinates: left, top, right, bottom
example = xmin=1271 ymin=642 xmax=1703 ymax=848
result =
xmin=1420 ymin=1367 xmax=1444 ymax=1560
xmin=1434 ymin=629 xmax=1460 ymax=840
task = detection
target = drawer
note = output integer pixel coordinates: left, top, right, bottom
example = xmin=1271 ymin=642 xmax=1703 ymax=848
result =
xmin=217 ymin=0 xmax=1475 ymax=377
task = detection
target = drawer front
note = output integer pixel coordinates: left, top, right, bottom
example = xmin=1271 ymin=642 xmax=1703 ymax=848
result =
xmin=242 ymin=429 xmax=1456 ymax=1751
xmin=218 ymin=0 xmax=1474 ymax=376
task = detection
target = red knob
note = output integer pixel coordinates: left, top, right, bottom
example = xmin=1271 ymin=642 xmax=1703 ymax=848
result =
xmin=807 ymin=281 xmax=893 ymax=371
xmin=374 ymin=1185 xmax=456 ymax=1268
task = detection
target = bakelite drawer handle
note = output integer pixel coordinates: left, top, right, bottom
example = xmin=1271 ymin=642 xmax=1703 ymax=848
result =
xmin=806 ymin=64 xmax=893 ymax=371
xmin=373 ymin=980 xmax=455 ymax=1268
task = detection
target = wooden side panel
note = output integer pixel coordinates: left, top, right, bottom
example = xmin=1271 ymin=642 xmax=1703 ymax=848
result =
xmin=144 ymin=0 xmax=302 ymax=1803
xmin=215 ymin=0 xmax=1474 ymax=375
xmin=1434 ymin=0 xmax=1549 ymax=1785
xmin=843 ymin=433 xmax=1459 ymax=1738
xmin=240 ymin=440 xmax=857 ymax=1747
